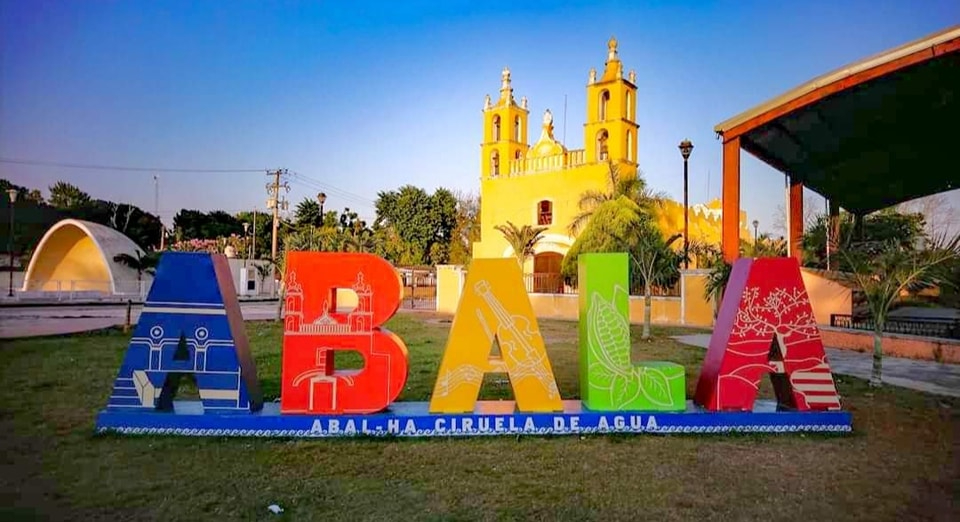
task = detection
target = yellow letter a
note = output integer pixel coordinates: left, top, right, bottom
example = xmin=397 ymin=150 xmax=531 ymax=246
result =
xmin=429 ymin=259 xmax=563 ymax=413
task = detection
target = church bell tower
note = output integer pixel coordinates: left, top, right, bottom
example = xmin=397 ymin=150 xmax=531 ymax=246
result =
xmin=584 ymin=37 xmax=639 ymax=166
xmin=481 ymin=67 xmax=530 ymax=179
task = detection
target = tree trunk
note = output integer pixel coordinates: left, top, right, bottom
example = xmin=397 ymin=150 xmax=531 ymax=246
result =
xmin=870 ymin=323 xmax=883 ymax=387
xmin=642 ymin=281 xmax=652 ymax=341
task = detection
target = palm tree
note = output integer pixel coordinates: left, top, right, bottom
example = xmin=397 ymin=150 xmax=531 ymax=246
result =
xmin=840 ymin=233 xmax=959 ymax=387
xmin=254 ymin=261 xmax=275 ymax=296
xmin=113 ymin=250 xmax=160 ymax=297
xmin=293 ymin=198 xmax=322 ymax=228
xmin=495 ymin=221 xmax=547 ymax=270
xmin=113 ymin=251 xmax=160 ymax=281
xmin=343 ymin=221 xmax=376 ymax=253
xmin=630 ymin=231 xmax=683 ymax=341
xmin=568 ymin=160 xmax=665 ymax=235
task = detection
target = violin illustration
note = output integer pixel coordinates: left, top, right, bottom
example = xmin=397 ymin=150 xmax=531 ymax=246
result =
xmin=474 ymin=280 xmax=558 ymax=397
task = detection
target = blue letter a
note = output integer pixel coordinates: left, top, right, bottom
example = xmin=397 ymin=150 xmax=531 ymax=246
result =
xmin=105 ymin=252 xmax=263 ymax=413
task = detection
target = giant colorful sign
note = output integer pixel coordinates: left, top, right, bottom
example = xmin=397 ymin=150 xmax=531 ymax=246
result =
xmin=95 ymin=251 xmax=852 ymax=438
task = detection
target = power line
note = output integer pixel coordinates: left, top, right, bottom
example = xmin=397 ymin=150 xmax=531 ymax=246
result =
xmin=288 ymin=176 xmax=374 ymax=207
xmin=288 ymin=171 xmax=375 ymax=206
xmin=0 ymin=157 xmax=268 ymax=173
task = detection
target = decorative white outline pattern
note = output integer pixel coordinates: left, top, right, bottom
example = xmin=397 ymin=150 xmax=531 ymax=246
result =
xmin=97 ymin=423 xmax=853 ymax=438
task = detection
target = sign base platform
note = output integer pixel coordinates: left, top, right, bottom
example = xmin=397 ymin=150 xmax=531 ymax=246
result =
xmin=95 ymin=400 xmax=853 ymax=438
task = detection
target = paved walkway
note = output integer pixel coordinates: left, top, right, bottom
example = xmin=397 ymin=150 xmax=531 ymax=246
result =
xmin=673 ymin=333 xmax=960 ymax=398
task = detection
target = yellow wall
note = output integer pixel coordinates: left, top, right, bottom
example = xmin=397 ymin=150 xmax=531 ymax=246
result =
xmin=526 ymin=293 xmax=683 ymax=325
xmin=436 ymin=265 xmax=464 ymax=314
xmin=26 ymin=226 xmax=111 ymax=292
xmin=800 ymin=268 xmax=853 ymax=325
xmin=474 ymin=161 xmax=631 ymax=262
xmin=681 ymin=271 xmax=715 ymax=327
xmin=654 ymin=199 xmax=752 ymax=253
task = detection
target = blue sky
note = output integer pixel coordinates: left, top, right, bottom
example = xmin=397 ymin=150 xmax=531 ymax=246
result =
xmin=1 ymin=0 xmax=958 ymax=232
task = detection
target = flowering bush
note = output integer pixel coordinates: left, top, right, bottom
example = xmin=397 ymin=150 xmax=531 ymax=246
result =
xmin=170 ymin=238 xmax=221 ymax=253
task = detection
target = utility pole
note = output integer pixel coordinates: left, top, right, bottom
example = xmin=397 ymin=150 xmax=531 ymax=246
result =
xmin=252 ymin=206 xmax=257 ymax=260
xmin=265 ymin=169 xmax=289 ymax=264
xmin=154 ymin=175 xmax=164 ymax=250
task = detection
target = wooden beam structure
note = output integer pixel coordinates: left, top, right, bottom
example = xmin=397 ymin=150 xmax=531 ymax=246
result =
xmin=788 ymin=178 xmax=804 ymax=261
xmin=721 ymin=137 xmax=741 ymax=262
xmin=715 ymin=26 xmax=960 ymax=263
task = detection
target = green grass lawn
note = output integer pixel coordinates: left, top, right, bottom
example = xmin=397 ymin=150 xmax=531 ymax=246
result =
xmin=1 ymin=312 xmax=957 ymax=521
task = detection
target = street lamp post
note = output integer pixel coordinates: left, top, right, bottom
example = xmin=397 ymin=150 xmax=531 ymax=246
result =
xmin=318 ymin=192 xmax=327 ymax=224
xmin=7 ymin=189 xmax=18 ymax=297
xmin=678 ymin=139 xmax=694 ymax=269
xmin=752 ymin=219 xmax=759 ymax=244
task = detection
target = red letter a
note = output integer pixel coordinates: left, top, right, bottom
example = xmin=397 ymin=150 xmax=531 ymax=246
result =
xmin=694 ymin=257 xmax=842 ymax=412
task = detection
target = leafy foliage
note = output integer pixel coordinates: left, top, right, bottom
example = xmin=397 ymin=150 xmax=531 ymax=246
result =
xmin=112 ymin=251 xmax=161 ymax=280
xmin=373 ymin=185 xmax=457 ymax=266
xmin=48 ymin=181 xmax=92 ymax=209
xmin=802 ymin=208 xmax=926 ymax=270
xmin=495 ymin=221 xmax=547 ymax=268
xmin=839 ymin=233 xmax=960 ymax=386
xmin=567 ymin=160 xmax=664 ymax=236
xmin=294 ymin=198 xmax=322 ymax=228
xmin=630 ymin=231 xmax=683 ymax=340
xmin=0 ymin=179 xmax=163 ymax=261
xmin=448 ymin=191 xmax=480 ymax=265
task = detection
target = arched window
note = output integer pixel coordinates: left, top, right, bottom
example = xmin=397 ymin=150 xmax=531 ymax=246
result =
xmin=514 ymin=116 xmax=521 ymax=141
xmin=537 ymin=200 xmax=553 ymax=226
xmin=626 ymin=91 xmax=633 ymax=120
xmin=490 ymin=151 xmax=500 ymax=177
xmin=599 ymin=90 xmax=610 ymax=120
xmin=492 ymin=115 xmax=501 ymax=141
xmin=597 ymin=130 xmax=609 ymax=161
xmin=514 ymin=150 xmax=522 ymax=160
xmin=626 ymin=130 xmax=634 ymax=162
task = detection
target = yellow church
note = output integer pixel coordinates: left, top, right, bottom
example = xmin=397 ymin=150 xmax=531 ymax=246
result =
xmin=472 ymin=37 xmax=749 ymax=284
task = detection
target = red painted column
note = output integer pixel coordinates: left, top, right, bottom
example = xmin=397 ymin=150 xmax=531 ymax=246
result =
xmin=788 ymin=177 xmax=804 ymax=261
xmin=721 ymin=137 xmax=741 ymax=263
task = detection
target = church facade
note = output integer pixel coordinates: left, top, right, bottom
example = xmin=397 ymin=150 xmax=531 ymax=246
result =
xmin=472 ymin=38 xmax=749 ymax=284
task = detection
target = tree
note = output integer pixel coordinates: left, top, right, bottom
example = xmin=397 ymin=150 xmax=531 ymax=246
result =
xmin=568 ymin=160 xmax=663 ymax=235
xmin=802 ymin=208 xmax=926 ymax=270
xmin=897 ymin=192 xmax=959 ymax=239
xmin=631 ymin=231 xmax=683 ymax=341
xmin=48 ymin=181 xmax=92 ymax=209
xmin=373 ymin=185 xmax=457 ymax=265
xmin=172 ymin=209 xmax=243 ymax=241
xmin=841 ymin=234 xmax=960 ymax=386
xmin=113 ymin=251 xmax=160 ymax=281
xmin=235 ymin=210 xmax=272 ymax=259
xmin=254 ymin=261 xmax=276 ymax=296
xmin=495 ymin=221 xmax=547 ymax=269
xmin=448 ymin=191 xmax=480 ymax=265
xmin=25 ymin=189 xmax=43 ymax=204
xmin=294 ymin=198 xmax=322 ymax=228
